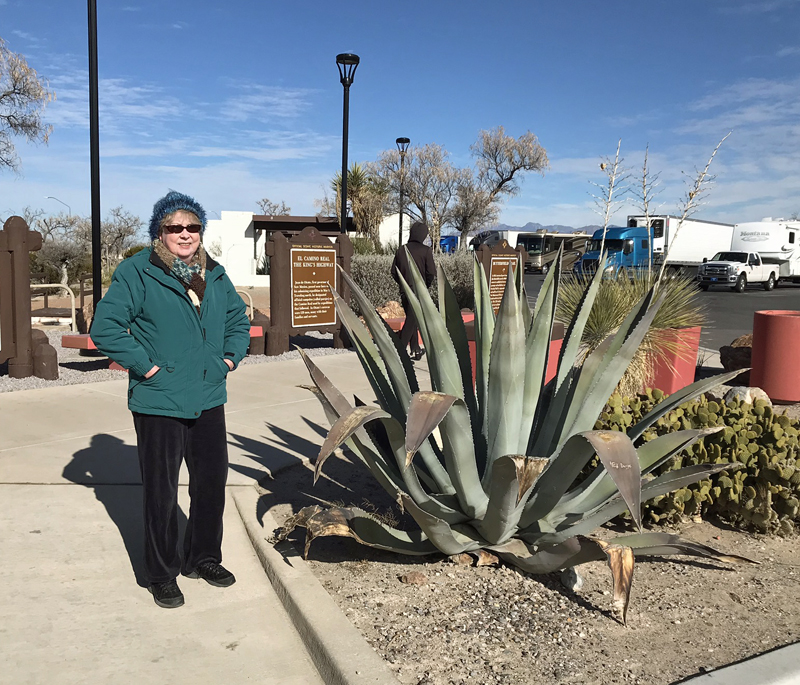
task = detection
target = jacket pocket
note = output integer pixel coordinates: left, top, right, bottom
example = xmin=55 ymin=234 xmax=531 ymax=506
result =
xmin=129 ymin=359 xmax=176 ymax=409
xmin=204 ymin=356 xmax=229 ymax=387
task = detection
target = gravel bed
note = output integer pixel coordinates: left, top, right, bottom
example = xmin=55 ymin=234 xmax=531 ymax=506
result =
xmin=0 ymin=328 xmax=352 ymax=394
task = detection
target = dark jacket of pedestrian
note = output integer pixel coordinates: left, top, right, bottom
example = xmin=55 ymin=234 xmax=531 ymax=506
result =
xmin=391 ymin=220 xmax=436 ymax=291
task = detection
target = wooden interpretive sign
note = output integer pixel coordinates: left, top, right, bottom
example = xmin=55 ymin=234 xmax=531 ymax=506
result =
xmin=477 ymin=240 xmax=527 ymax=315
xmin=290 ymin=245 xmax=338 ymax=328
xmin=265 ymin=225 xmax=353 ymax=355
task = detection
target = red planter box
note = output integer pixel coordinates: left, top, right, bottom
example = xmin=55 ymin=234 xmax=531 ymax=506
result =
xmin=648 ymin=326 xmax=702 ymax=395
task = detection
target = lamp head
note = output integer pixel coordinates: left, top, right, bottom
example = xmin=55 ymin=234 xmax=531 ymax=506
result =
xmin=336 ymin=53 xmax=360 ymax=86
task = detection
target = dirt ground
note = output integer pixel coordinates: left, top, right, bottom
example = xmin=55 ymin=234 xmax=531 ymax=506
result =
xmin=262 ymin=451 xmax=799 ymax=685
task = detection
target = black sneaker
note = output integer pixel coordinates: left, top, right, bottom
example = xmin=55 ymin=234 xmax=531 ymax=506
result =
xmin=412 ymin=349 xmax=426 ymax=361
xmin=148 ymin=579 xmax=184 ymax=609
xmin=185 ymin=561 xmax=236 ymax=588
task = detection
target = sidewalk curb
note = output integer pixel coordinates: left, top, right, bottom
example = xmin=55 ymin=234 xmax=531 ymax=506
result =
xmin=232 ymin=485 xmax=399 ymax=685
xmin=679 ymin=641 xmax=800 ymax=684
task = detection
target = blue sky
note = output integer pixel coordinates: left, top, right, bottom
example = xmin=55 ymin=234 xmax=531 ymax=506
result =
xmin=2 ymin=0 xmax=800 ymax=232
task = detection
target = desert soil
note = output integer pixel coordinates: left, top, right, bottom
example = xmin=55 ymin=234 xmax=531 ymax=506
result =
xmin=261 ymin=450 xmax=800 ymax=685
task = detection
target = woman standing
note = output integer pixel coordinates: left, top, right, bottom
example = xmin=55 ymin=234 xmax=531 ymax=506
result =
xmin=92 ymin=191 xmax=251 ymax=609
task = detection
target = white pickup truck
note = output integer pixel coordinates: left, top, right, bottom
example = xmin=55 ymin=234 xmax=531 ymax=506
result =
xmin=696 ymin=251 xmax=778 ymax=292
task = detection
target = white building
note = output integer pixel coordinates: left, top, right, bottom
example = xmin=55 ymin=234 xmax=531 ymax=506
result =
xmin=202 ymin=212 xmax=351 ymax=287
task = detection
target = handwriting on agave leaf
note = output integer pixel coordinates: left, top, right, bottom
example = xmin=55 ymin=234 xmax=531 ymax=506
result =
xmin=290 ymin=246 xmax=337 ymax=328
xmin=488 ymin=255 xmax=519 ymax=313
xmin=609 ymin=462 xmax=633 ymax=469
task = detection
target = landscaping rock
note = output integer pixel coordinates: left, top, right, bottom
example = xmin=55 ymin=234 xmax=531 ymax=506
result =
xmin=724 ymin=386 xmax=772 ymax=405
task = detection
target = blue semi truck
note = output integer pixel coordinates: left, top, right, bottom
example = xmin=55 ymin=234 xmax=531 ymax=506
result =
xmin=575 ymin=225 xmax=652 ymax=275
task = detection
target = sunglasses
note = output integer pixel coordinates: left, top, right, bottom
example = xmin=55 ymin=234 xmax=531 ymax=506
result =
xmin=162 ymin=224 xmax=202 ymax=234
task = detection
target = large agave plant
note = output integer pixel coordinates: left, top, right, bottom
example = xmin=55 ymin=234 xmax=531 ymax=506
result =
xmin=281 ymin=249 xmax=755 ymax=622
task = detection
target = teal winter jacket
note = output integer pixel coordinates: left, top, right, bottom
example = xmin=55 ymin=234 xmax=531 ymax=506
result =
xmin=91 ymin=247 xmax=251 ymax=418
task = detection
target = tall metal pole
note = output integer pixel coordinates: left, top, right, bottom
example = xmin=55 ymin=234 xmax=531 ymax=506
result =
xmin=396 ymin=137 xmax=409 ymax=246
xmin=88 ymin=0 xmax=102 ymax=310
xmin=336 ymin=54 xmax=359 ymax=234
xmin=340 ymin=84 xmax=349 ymax=235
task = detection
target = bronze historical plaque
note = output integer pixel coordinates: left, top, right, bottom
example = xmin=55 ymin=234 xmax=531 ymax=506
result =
xmin=290 ymin=245 xmax=338 ymax=327
xmin=488 ymin=254 xmax=519 ymax=314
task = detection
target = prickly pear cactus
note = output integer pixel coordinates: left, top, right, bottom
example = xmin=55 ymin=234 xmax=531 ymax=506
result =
xmin=596 ymin=392 xmax=800 ymax=535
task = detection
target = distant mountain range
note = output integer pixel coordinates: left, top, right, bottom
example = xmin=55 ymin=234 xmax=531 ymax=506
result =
xmin=489 ymin=222 xmax=603 ymax=234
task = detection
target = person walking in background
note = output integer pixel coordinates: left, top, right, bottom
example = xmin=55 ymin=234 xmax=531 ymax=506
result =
xmin=391 ymin=220 xmax=436 ymax=361
xmin=91 ymin=191 xmax=250 ymax=609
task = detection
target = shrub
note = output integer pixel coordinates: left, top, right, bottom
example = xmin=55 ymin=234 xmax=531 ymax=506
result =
xmin=597 ymin=391 xmax=800 ymax=535
xmin=349 ymin=251 xmax=475 ymax=315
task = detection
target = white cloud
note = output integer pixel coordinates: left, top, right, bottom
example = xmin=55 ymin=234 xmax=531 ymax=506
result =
xmin=222 ymin=85 xmax=316 ymax=122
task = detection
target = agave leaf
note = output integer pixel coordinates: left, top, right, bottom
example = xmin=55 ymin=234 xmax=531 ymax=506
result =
xmin=334 ymin=277 xmax=454 ymax=495
xmin=330 ymin=289 xmax=403 ymax=417
xmin=297 ymin=384 xmax=339 ymax=428
xmin=437 ymin=263 xmax=479 ymax=421
xmin=491 ymin=536 xmax=595 ymax=574
xmin=283 ymin=505 xmax=440 ymax=557
xmin=590 ymin=537 xmax=635 ymax=625
xmin=554 ymin=251 xmax=608 ymax=391
xmin=577 ymin=430 xmax=643 ymax=532
xmin=628 ymin=368 xmax=750 ymax=441
xmin=437 ymin=398 xmax=489 ymax=520
xmin=297 ymin=347 xmax=353 ymax=416
xmin=315 ymin=405 xmax=391 ymax=483
xmin=484 ymin=268 xmax=527 ymax=476
xmin=519 ymin=433 xmax=597 ymax=528
xmin=476 ymin=456 xmax=548 ymax=545
xmin=473 ymin=256 xmax=495 ymax=428
xmin=377 ymin=414 xmax=469 ymax=524
xmin=532 ymin=245 xmax=561 ymax=319
xmin=338 ymin=268 xmax=417 ymax=405
xmin=400 ymin=493 xmax=486 ymax=555
xmin=551 ymin=288 xmax=666 ymax=451
xmin=536 ymin=462 xmax=738 ymax=546
xmin=398 ymin=251 xmax=465 ymax=399
xmin=606 ymin=531 xmax=758 ymax=565
xmin=405 ymin=391 xmax=457 ymax=467
xmin=519 ymin=249 xmax=561 ymax=453
xmin=554 ymin=428 xmax=723 ymax=517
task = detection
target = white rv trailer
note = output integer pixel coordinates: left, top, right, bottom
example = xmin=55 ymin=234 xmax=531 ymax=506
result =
xmin=626 ymin=215 xmax=735 ymax=268
xmin=731 ymin=218 xmax=800 ymax=280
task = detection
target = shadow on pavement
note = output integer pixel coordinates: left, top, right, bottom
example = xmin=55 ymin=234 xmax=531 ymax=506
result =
xmin=61 ymin=434 xmax=188 ymax=587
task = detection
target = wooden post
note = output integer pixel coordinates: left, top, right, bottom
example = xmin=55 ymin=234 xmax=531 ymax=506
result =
xmin=0 ymin=217 xmax=43 ymax=378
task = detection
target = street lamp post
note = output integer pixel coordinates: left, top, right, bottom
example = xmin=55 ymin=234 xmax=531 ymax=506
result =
xmin=88 ymin=0 xmax=102 ymax=310
xmin=336 ymin=53 xmax=359 ymax=234
xmin=45 ymin=196 xmax=71 ymax=216
xmin=395 ymin=137 xmax=410 ymax=246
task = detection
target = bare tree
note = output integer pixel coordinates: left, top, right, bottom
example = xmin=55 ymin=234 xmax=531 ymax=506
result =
xmin=0 ymin=38 xmax=55 ymax=173
xmin=656 ymin=132 xmax=731 ymax=283
xmin=472 ymin=126 xmax=549 ymax=203
xmin=449 ymin=171 xmax=499 ymax=248
xmin=256 ymin=198 xmax=291 ymax=215
xmin=31 ymin=213 xmax=85 ymax=285
xmin=373 ymin=129 xmax=548 ymax=250
xmin=589 ymin=139 xmax=630 ymax=258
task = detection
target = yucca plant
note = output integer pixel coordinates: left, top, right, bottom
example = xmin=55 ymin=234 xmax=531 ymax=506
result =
xmin=557 ymin=269 xmax=705 ymax=396
xmin=280 ymin=248 xmax=755 ymax=623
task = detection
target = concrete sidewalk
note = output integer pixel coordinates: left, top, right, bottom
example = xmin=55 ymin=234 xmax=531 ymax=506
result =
xmin=0 ymin=354 xmax=395 ymax=685
xmin=1 ymin=352 xmax=797 ymax=685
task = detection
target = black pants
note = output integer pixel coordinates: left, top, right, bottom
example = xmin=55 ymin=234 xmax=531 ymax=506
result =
xmin=400 ymin=295 xmax=422 ymax=354
xmin=132 ymin=405 xmax=228 ymax=584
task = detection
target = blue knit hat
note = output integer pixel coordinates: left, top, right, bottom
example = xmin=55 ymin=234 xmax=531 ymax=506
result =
xmin=148 ymin=191 xmax=207 ymax=241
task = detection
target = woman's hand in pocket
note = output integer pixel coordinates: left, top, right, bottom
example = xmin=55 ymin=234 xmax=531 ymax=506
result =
xmin=144 ymin=365 xmax=160 ymax=379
